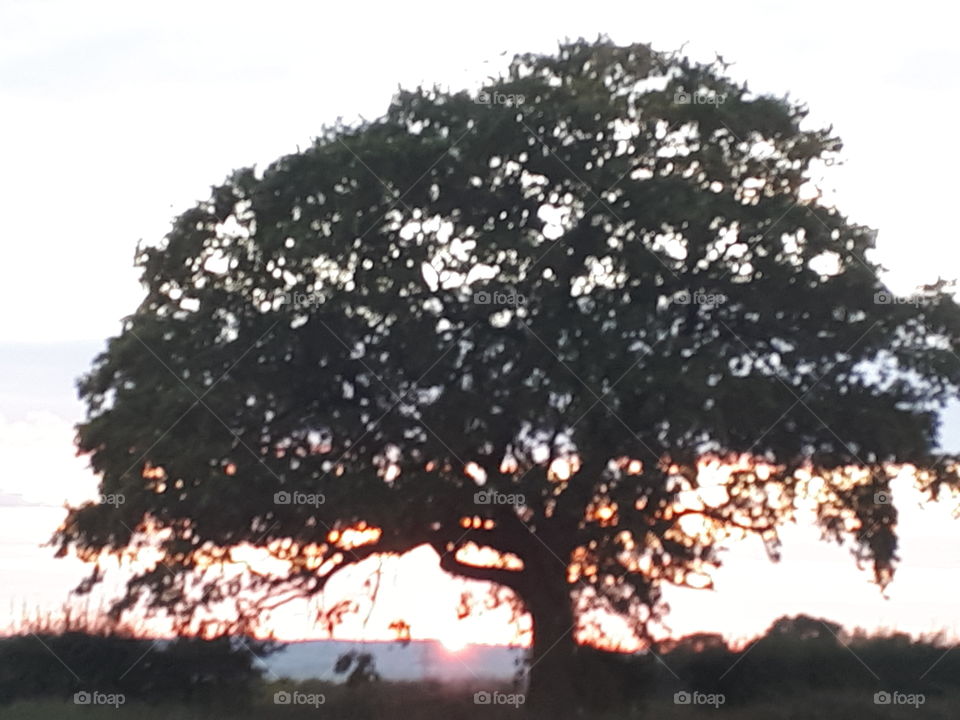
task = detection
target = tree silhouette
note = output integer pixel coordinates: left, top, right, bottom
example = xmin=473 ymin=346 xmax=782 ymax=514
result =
xmin=56 ymin=38 xmax=960 ymax=713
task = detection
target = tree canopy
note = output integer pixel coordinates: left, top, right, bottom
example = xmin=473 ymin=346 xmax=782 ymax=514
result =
xmin=56 ymin=38 xmax=960 ymax=711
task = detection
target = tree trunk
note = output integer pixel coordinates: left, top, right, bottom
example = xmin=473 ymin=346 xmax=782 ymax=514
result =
xmin=522 ymin=560 xmax=582 ymax=717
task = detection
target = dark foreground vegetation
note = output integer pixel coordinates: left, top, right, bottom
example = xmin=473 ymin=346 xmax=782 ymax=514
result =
xmin=4 ymin=687 xmax=960 ymax=720
xmin=2 ymin=615 xmax=959 ymax=718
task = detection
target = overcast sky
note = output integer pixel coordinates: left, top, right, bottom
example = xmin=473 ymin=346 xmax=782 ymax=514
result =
xmin=2 ymin=0 xmax=959 ymax=647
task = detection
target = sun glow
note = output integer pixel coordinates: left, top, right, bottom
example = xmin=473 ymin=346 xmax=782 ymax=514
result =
xmin=439 ymin=631 xmax=470 ymax=653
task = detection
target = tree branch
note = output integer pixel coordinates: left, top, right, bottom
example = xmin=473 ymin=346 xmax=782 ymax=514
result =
xmin=435 ymin=544 xmax=527 ymax=592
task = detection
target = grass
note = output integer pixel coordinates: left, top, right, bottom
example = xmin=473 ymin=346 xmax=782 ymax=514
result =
xmin=2 ymin=684 xmax=957 ymax=720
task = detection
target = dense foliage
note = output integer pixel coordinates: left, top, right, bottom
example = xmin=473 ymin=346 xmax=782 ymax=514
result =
xmin=55 ymin=38 xmax=960 ymax=710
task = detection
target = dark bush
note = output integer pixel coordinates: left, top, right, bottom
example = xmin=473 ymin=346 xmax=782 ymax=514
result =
xmin=0 ymin=632 xmax=276 ymax=705
xmin=563 ymin=615 xmax=960 ymax=709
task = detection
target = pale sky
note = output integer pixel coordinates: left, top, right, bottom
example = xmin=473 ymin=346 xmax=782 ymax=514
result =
xmin=2 ymin=0 xmax=959 ymax=649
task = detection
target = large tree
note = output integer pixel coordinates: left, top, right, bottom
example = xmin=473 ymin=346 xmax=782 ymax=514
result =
xmin=57 ymin=39 xmax=960 ymax=713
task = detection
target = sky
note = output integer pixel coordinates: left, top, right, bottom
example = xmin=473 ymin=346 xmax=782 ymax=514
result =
xmin=2 ymin=0 xmax=960 ymax=651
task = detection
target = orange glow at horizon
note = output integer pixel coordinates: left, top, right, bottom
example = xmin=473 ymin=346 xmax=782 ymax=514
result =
xmin=48 ymin=456 xmax=960 ymax=651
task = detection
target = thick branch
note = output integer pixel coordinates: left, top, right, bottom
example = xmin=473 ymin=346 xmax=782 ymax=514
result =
xmin=435 ymin=544 xmax=527 ymax=592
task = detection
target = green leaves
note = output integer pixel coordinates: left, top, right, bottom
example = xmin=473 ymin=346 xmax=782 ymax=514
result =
xmin=57 ymin=38 xmax=960 ymax=639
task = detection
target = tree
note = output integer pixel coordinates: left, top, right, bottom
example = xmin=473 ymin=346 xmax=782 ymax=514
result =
xmin=56 ymin=38 xmax=960 ymax=714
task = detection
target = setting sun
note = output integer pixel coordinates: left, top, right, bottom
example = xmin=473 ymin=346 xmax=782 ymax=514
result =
xmin=439 ymin=632 xmax=470 ymax=653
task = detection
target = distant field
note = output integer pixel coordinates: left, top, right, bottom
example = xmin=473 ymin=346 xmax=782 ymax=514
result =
xmin=4 ymin=685 xmax=958 ymax=720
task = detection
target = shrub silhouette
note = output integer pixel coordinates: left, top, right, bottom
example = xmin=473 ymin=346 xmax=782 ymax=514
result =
xmin=639 ymin=614 xmax=960 ymax=706
xmin=541 ymin=614 xmax=960 ymax=710
xmin=0 ymin=630 xmax=274 ymax=705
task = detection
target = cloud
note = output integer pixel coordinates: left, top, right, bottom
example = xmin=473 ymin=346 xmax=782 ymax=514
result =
xmin=0 ymin=492 xmax=53 ymax=508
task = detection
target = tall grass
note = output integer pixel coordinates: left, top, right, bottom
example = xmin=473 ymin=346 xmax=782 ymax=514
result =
xmin=0 ymin=603 xmax=274 ymax=706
